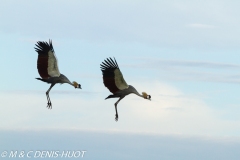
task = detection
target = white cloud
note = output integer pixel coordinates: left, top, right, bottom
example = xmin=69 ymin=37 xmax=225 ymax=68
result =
xmin=1 ymin=81 xmax=239 ymax=137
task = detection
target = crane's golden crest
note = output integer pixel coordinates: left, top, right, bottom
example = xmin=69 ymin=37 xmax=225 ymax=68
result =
xmin=142 ymin=92 xmax=148 ymax=99
xmin=73 ymin=81 xmax=79 ymax=88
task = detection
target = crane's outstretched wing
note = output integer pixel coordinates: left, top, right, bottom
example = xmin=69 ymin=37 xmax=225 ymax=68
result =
xmin=100 ymin=57 xmax=128 ymax=93
xmin=35 ymin=40 xmax=60 ymax=79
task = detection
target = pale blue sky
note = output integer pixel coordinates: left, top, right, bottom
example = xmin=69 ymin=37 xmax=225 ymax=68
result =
xmin=0 ymin=0 xmax=240 ymax=159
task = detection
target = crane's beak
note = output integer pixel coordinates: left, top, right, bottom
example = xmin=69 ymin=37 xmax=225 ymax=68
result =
xmin=76 ymin=84 xmax=81 ymax=89
xmin=148 ymin=95 xmax=151 ymax=101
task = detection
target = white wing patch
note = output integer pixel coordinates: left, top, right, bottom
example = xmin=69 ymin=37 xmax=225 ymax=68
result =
xmin=47 ymin=51 xmax=61 ymax=77
xmin=114 ymin=69 xmax=128 ymax=90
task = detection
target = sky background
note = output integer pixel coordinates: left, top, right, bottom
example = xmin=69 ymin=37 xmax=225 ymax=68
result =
xmin=0 ymin=0 xmax=240 ymax=159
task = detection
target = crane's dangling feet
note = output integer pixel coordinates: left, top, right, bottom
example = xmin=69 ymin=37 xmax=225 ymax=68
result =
xmin=115 ymin=114 xmax=118 ymax=121
xmin=46 ymin=102 xmax=52 ymax=109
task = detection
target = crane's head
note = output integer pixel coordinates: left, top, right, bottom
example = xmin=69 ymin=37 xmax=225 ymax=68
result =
xmin=73 ymin=81 xmax=81 ymax=89
xmin=142 ymin=92 xmax=151 ymax=100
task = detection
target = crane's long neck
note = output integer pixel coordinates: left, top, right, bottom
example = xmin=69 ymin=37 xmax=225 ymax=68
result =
xmin=135 ymin=92 xmax=144 ymax=98
xmin=59 ymin=74 xmax=77 ymax=87
xmin=129 ymin=85 xmax=144 ymax=98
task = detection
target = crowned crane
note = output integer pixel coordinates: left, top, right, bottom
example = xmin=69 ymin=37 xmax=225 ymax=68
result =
xmin=100 ymin=57 xmax=151 ymax=121
xmin=35 ymin=40 xmax=81 ymax=109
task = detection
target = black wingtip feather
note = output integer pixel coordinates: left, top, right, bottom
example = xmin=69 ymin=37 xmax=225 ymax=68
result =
xmin=34 ymin=39 xmax=54 ymax=54
xmin=113 ymin=57 xmax=119 ymax=68
xmin=100 ymin=57 xmax=119 ymax=71
xmin=106 ymin=58 xmax=115 ymax=67
xmin=109 ymin=58 xmax=117 ymax=68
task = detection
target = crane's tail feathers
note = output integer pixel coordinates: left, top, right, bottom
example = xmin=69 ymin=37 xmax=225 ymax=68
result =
xmin=105 ymin=95 xmax=118 ymax=100
xmin=35 ymin=78 xmax=48 ymax=83
xmin=36 ymin=78 xmax=43 ymax=81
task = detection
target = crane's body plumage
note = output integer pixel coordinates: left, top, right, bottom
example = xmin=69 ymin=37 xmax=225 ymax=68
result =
xmin=101 ymin=57 xmax=151 ymax=121
xmin=36 ymin=74 xmax=72 ymax=84
xmin=35 ymin=40 xmax=81 ymax=109
xmin=105 ymin=85 xmax=143 ymax=99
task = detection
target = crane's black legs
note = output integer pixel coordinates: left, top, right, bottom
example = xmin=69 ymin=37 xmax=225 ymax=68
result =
xmin=114 ymin=104 xmax=118 ymax=121
xmin=46 ymin=83 xmax=55 ymax=109
xmin=114 ymin=96 xmax=124 ymax=121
